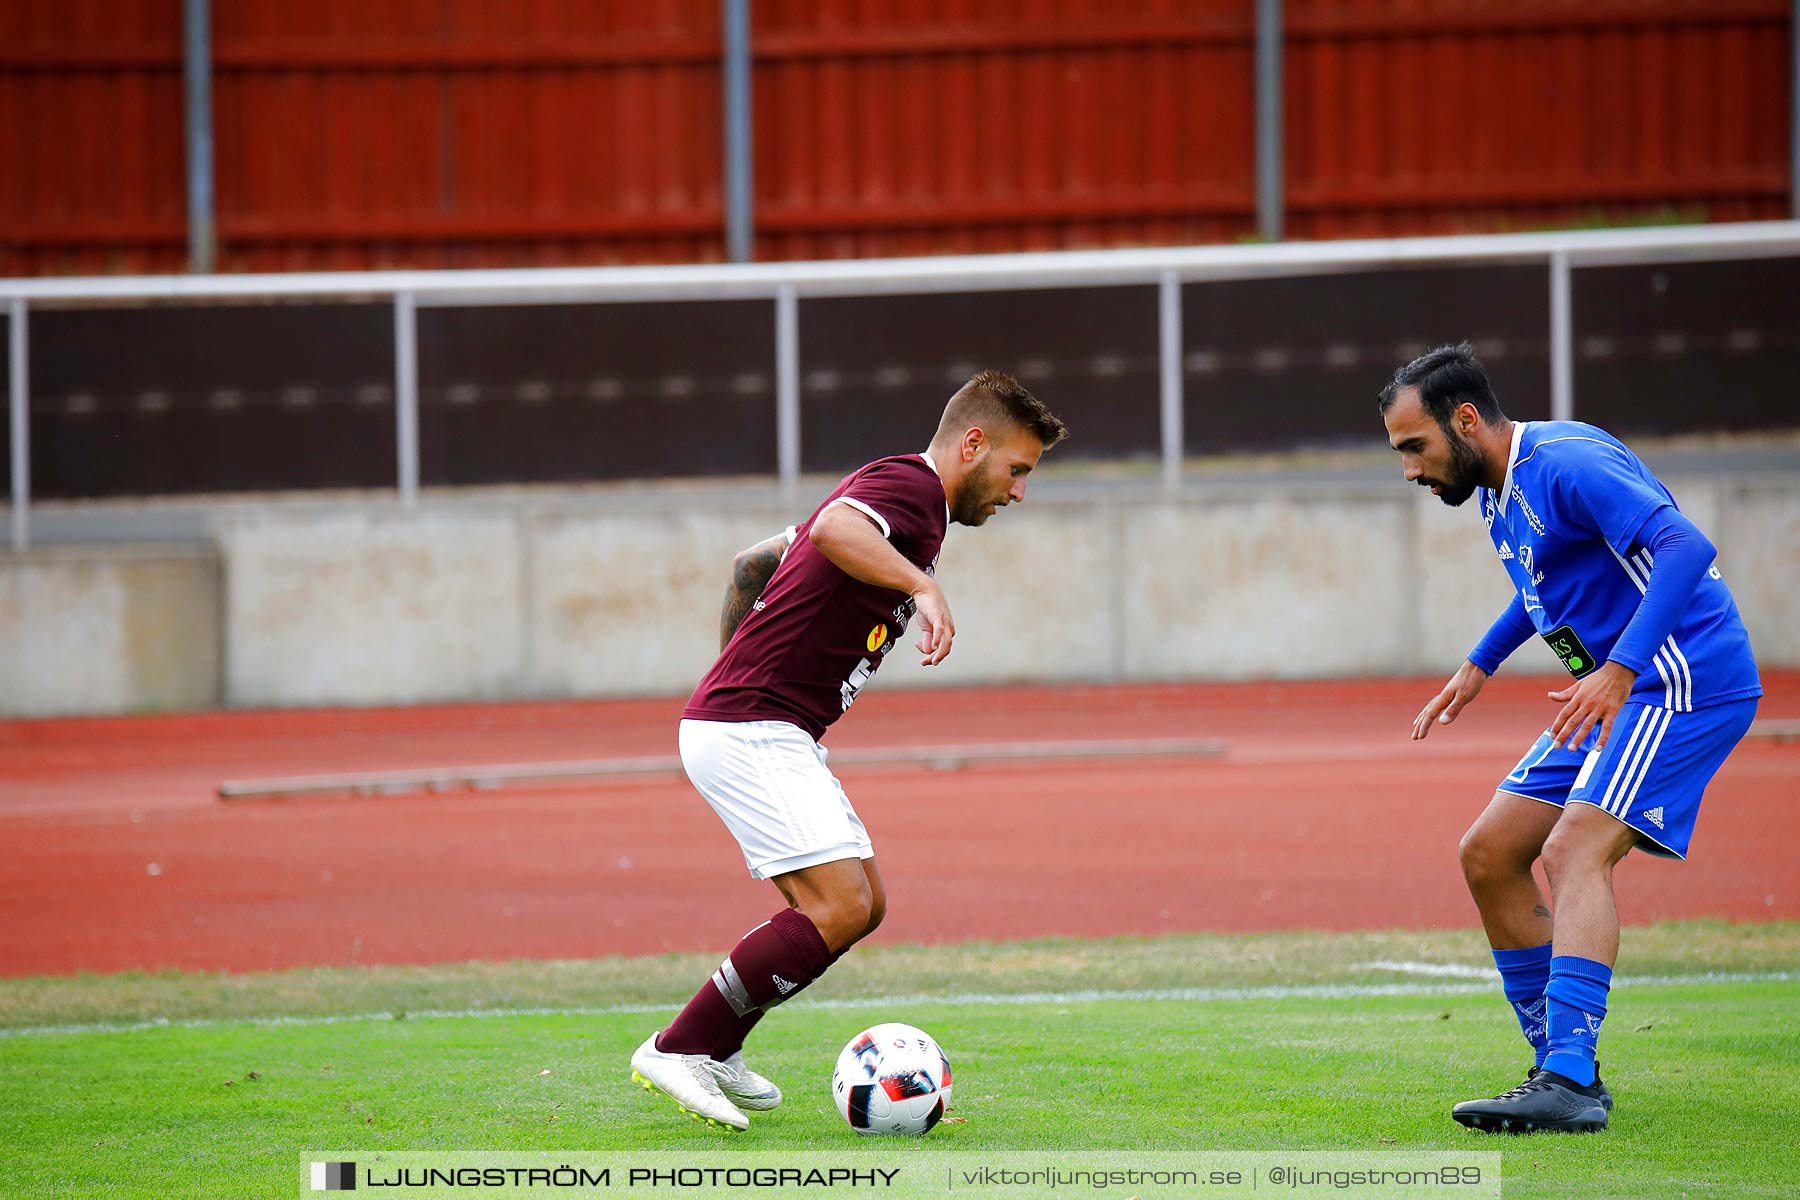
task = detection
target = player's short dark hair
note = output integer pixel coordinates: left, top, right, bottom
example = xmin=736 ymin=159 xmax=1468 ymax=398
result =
xmin=1377 ymin=341 xmax=1505 ymax=430
xmin=940 ymin=369 xmax=1069 ymax=448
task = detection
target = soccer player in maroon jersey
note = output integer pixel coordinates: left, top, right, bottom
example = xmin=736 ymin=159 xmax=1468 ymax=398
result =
xmin=629 ymin=370 xmax=1067 ymax=1130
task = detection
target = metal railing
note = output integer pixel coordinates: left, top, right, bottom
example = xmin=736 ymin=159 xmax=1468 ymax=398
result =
xmin=6 ymin=220 xmax=1800 ymax=553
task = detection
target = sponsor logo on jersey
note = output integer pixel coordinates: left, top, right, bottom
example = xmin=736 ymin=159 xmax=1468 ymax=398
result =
xmin=1497 ymin=541 xmax=1514 ymax=560
xmin=1517 ymin=544 xmax=1546 ymax=586
xmin=1542 ymin=624 xmax=1597 ymax=677
xmin=840 ymin=658 xmax=876 ymax=711
xmin=867 ymin=623 xmax=889 ymax=654
xmin=1514 ymin=490 xmax=1547 ymax=535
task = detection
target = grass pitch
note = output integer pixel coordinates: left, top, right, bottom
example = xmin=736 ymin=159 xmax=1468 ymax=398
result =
xmin=3 ymin=922 xmax=1796 ymax=1199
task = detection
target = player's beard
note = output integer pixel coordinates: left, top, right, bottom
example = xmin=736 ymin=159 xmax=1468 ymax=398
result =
xmin=1422 ymin=426 xmax=1485 ymax=507
xmin=949 ymin=473 xmax=1000 ymax=526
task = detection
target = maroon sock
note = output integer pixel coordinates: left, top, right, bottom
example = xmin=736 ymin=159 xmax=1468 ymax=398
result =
xmin=713 ymin=928 xmax=848 ymax=1056
xmin=657 ymin=909 xmax=834 ymax=1057
xmin=713 ymin=1011 xmax=762 ymax=1060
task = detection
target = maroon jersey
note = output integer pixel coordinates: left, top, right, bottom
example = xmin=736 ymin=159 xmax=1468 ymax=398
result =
xmin=684 ymin=453 xmax=949 ymax=741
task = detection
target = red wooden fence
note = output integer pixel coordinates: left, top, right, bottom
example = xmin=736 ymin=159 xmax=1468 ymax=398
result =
xmin=0 ymin=0 xmax=1789 ymax=274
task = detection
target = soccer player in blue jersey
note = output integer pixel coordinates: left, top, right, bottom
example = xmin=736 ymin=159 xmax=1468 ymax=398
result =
xmin=1378 ymin=343 xmax=1761 ymax=1134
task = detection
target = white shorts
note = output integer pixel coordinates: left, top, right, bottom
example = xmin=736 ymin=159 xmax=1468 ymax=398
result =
xmin=678 ymin=718 xmax=874 ymax=880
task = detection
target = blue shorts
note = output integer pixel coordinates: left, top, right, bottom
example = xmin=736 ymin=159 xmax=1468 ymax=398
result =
xmin=1497 ymin=698 xmax=1758 ymax=859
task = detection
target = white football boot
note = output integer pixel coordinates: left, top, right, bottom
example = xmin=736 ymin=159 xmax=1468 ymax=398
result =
xmin=629 ymin=1033 xmax=749 ymax=1131
xmin=715 ymin=1051 xmax=783 ymax=1111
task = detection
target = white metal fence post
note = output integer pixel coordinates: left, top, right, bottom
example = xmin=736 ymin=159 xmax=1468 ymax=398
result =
xmin=1549 ymin=250 xmax=1574 ymax=423
xmin=776 ymin=284 xmax=800 ymax=509
xmin=395 ymin=291 xmax=419 ymax=507
xmin=1159 ymin=270 xmax=1184 ymax=493
xmin=8 ymin=298 xmax=26 ymax=553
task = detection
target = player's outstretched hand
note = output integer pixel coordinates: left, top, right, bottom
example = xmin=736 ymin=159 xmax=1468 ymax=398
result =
xmin=1547 ymin=660 xmax=1634 ymax=750
xmin=912 ymin=581 xmax=955 ymax=666
xmin=1412 ymin=660 xmax=1489 ymax=741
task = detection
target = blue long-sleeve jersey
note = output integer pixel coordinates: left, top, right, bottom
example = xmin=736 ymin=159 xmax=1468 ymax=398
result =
xmin=1468 ymin=421 xmax=1760 ymax=712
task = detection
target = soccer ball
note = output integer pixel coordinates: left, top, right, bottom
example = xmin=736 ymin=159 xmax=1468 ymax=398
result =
xmin=830 ymin=1022 xmax=953 ymax=1135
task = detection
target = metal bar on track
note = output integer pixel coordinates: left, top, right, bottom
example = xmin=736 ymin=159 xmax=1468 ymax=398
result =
xmin=722 ymin=0 xmax=755 ymax=263
xmin=1158 ymin=269 xmax=1184 ymax=492
xmin=776 ymin=283 xmax=800 ymax=507
xmin=395 ymin=291 xmax=419 ymax=507
xmin=216 ymin=736 xmax=1231 ymax=801
xmin=182 ymin=0 xmax=216 ymax=273
xmin=7 ymin=299 xmax=26 ymax=554
xmin=1549 ymin=250 xmax=1573 ymax=423
xmin=7 ymin=223 xmax=1799 ymax=305
xmin=1255 ymin=0 xmax=1284 ymax=242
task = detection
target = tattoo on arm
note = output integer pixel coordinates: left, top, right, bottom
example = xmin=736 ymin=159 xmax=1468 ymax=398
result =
xmin=719 ymin=536 xmax=789 ymax=648
xmin=1533 ymin=905 xmax=1552 ymax=920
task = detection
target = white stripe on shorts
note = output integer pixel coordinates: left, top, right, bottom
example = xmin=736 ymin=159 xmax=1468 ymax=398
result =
xmin=1599 ymin=708 xmax=1655 ymax=811
xmin=1606 ymin=707 xmax=1669 ymax=816
xmin=1615 ymin=708 xmax=1674 ymax=818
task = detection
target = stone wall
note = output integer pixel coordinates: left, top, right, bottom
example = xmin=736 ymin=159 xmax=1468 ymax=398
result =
xmin=4 ymin=476 xmax=1794 ymax=715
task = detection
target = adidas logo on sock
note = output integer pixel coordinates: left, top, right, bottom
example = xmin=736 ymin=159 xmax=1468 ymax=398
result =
xmin=1642 ymin=806 xmax=1665 ymax=829
xmin=772 ymin=975 xmax=797 ymax=995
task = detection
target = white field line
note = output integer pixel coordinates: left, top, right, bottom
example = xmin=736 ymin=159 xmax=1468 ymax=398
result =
xmin=1358 ymin=961 xmax=1494 ymax=979
xmin=2 ymin=970 xmax=1795 ymax=1041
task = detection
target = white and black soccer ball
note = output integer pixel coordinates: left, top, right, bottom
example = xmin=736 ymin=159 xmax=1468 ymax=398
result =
xmin=830 ymin=1022 xmax=953 ymax=1135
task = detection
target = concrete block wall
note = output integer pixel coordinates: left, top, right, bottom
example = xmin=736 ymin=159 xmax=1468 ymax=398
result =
xmin=0 ymin=545 xmax=219 ymax=714
xmin=218 ymin=512 xmax=527 ymax=707
xmin=2 ymin=475 xmax=1793 ymax=716
xmin=1705 ymin=480 xmax=1800 ymax=670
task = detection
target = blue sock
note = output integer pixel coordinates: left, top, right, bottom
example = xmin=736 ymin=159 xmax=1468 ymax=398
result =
xmin=1544 ymin=955 xmax=1612 ymax=1087
xmin=1492 ymin=943 xmax=1553 ymax=1067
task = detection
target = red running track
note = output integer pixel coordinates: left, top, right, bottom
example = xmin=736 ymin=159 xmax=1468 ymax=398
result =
xmin=4 ymin=675 xmax=1796 ymax=977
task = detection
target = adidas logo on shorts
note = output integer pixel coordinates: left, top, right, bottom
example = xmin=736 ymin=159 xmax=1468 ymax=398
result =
xmin=1642 ymin=806 xmax=1665 ymax=829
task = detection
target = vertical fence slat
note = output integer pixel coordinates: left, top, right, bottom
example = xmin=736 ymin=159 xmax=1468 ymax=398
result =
xmin=1159 ymin=270 xmax=1184 ymax=492
xmin=1792 ymin=0 xmax=1799 ymax=220
xmin=722 ymin=0 xmax=755 ymax=263
xmin=776 ymin=285 xmax=800 ymax=507
xmin=183 ymin=0 xmax=216 ymax=273
xmin=8 ymin=299 xmax=26 ymax=553
xmin=395 ymin=291 xmax=420 ymax=506
xmin=1549 ymin=250 xmax=1574 ymax=423
xmin=1256 ymin=0 xmax=1284 ymax=242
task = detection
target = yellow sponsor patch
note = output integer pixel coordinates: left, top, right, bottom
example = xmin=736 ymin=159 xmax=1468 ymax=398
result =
xmin=866 ymin=624 xmax=889 ymax=653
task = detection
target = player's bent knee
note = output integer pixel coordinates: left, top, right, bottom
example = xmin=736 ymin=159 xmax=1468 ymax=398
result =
xmin=801 ymin=888 xmax=875 ymax=951
xmin=1457 ymin=828 xmax=1491 ymax=886
xmin=1539 ymin=821 xmax=1612 ymax=887
xmin=1459 ymin=826 xmax=1530 ymax=889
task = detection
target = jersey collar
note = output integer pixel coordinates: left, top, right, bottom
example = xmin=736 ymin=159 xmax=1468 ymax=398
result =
xmin=1496 ymin=420 xmax=1528 ymax=514
xmin=918 ymin=450 xmax=952 ymax=525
